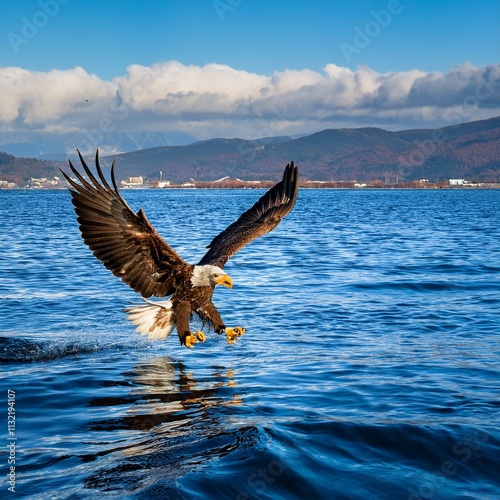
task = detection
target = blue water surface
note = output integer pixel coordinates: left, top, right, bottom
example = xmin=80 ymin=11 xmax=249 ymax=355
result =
xmin=1 ymin=188 xmax=499 ymax=499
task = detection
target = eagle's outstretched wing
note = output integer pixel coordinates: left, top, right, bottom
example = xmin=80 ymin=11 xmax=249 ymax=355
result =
xmin=198 ymin=162 xmax=299 ymax=268
xmin=61 ymin=151 xmax=188 ymax=298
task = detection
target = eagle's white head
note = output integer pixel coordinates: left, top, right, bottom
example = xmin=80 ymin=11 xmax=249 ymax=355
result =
xmin=191 ymin=265 xmax=233 ymax=288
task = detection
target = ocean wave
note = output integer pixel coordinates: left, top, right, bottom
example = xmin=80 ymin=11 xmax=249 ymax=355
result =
xmin=0 ymin=336 xmax=137 ymax=363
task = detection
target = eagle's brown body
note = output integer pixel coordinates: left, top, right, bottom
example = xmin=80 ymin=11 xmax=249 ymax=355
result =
xmin=61 ymin=151 xmax=299 ymax=348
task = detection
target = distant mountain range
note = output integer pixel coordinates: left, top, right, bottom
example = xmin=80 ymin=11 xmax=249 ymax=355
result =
xmin=2 ymin=117 xmax=500 ymax=184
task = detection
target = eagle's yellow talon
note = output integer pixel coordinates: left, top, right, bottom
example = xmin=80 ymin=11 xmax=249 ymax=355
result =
xmin=185 ymin=333 xmax=197 ymax=348
xmin=225 ymin=327 xmax=245 ymax=344
xmin=233 ymin=327 xmax=245 ymax=336
xmin=196 ymin=331 xmax=206 ymax=342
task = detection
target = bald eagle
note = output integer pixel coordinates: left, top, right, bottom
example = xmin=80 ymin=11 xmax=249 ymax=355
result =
xmin=61 ymin=151 xmax=299 ymax=348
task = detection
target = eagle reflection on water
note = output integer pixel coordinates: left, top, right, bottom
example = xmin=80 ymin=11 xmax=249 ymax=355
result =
xmin=87 ymin=357 xmax=243 ymax=435
xmin=84 ymin=357 xmax=250 ymax=492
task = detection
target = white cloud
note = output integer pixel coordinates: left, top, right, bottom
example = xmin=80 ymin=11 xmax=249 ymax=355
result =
xmin=114 ymin=61 xmax=268 ymax=114
xmin=0 ymin=61 xmax=499 ymax=151
xmin=0 ymin=66 xmax=114 ymax=127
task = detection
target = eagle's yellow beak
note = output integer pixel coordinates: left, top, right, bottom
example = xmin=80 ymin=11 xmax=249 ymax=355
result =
xmin=214 ymin=274 xmax=233 ymax=289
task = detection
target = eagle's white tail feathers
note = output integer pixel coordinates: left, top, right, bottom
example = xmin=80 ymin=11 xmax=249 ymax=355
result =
xmin=124 ymin=298 xmax=175 ymax=340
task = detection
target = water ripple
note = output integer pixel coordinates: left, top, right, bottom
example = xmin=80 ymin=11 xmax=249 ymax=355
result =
xmin=1 ymin=189 xmax=499 ymax=499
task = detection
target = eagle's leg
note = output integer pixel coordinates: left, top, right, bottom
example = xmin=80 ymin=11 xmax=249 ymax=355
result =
xmin=176 ymin=301 xmax=200 ymax=348
xmin=201 ymin=302 xmax=246 ymax=344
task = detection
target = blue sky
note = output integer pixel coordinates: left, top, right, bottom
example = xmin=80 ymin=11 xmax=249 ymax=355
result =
xmin=0 ymin=0 xmax=499 ymax=154
xmin=2 ymin=0 xmax=499 ymax=77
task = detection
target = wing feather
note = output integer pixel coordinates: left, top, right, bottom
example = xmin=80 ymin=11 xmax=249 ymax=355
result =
xmin=198 ymin=162 xmax=299 ymax=267
xmin=61 ymin=150 xmax=188 ymax=297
